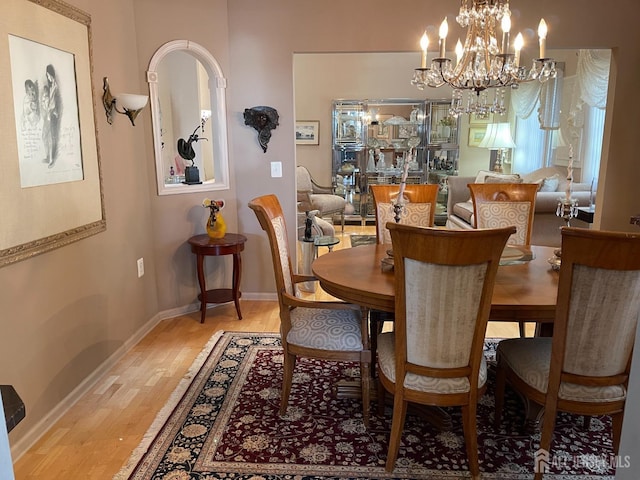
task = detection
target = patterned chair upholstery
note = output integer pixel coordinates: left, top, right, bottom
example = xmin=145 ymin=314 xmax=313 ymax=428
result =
xmin=494 ymin=228 xmax=640 ymax=480
xmin=468 ymin=183 xmax=539 ymax=246
xmin=377 ymin=223 xmax=514 ymax=478
xmin=370 ymin=184 xmax=439 ymax=244
xmin=248 ymin=194 xmax=372 ymax=426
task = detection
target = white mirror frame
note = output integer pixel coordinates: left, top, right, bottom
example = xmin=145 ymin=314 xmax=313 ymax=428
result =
xmin=147 ymin=40 xmax=230 ymax=195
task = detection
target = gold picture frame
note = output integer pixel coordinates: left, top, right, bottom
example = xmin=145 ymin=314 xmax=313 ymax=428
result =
xmin=468 ymin=127 xmax=487 ymax=147
xmin=470 ymin=113 xmax=494 ymax=125
xmin=0 ymin=0 xmax=104 ymax=267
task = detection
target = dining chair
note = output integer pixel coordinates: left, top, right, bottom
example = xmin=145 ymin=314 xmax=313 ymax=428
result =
xmin=368 ymin=183 xmax=439 ymax=375
xmin=248 ymin=194 xmax=372 ymax=426
xmin=369 ymin=184 xmax=439 ymax=244
xmin=494 ymin=227 xmax=640 ymax=480
xmin=468 ymin=182 xmax=538 ymax=246
xmin=469 ymin=182 xmax=538 ymax=337
xmin=378 ymin=222 xmax=515 ymax=477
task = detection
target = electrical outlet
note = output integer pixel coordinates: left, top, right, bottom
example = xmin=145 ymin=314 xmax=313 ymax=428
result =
xmin=137 ymin=258 xmax=144 ymax=278
xmin=270 ymin=161 xmax=282 ymax=178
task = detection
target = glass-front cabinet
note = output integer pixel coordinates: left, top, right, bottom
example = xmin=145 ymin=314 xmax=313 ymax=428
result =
xmin=426 ymin=101 xmax=460 ymax=222
xmin=332 ymin=99 xmax=458 ymax=223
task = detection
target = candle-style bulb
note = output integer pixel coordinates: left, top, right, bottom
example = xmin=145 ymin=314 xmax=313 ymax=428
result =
xmin=501 ymin=14 xmax=511 ymax=53
xmin=455 ymin=39 xmax=463 ymax=65
xmin=439 ymin=17 xmax=448 ymax=57
xmin=538 ymin=18 xmax=548 ymax=59
xmin=514 ymin=32 xmax=524 ymax=67
xmin=420 ymin=31 xmax=429 ymax=68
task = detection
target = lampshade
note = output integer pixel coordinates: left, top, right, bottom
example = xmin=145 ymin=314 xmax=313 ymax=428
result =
xmin=478 ymin=123 xmax=516 ymax=149
xmin=551 ymin=128 xmax=568 ymax=148
xmin=117 ymin=93 xmax=149 ymax=111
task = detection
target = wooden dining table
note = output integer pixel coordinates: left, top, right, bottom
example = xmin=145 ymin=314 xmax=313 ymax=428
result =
xmin=312 ymin=243 xmax=559 ymax=325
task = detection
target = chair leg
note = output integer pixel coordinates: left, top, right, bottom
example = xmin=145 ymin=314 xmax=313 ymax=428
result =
xmin=534 ymin=399 xmax=558 ymax=480
xmin=377 ymin=377 xmax=386 ymax=416
xmin=369 ymin=311 xmax=385 ymax=378
xmin=385 ymin=394 xmax=408 ymax=472
xmin=518 ymin=321 xmax=526 ymax=337
xmin=612 ymin=412 xmax=623 ymax=454
xmin=340 ymin=212 xmax=345 ymax=232
xmin=494 ymin=358 xmax=507 ymax=429
xmin=360 ymin=360 xmax=370 ymax=428
xmin=279 ymin=352 xmax=296 ymax=416
xmin=462 ymin=403 xmax=480 ymax=480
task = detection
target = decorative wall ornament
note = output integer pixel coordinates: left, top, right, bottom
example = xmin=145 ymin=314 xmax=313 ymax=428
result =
xmin=244 ymin=106 xmax=279 ymax=152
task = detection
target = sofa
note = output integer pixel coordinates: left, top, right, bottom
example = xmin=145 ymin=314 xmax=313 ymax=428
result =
xmin=446 ymin=167 xmax=593 ymax=247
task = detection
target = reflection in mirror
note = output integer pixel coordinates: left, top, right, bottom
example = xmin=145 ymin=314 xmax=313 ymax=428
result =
xmin=147 ymin=40 xmax=229 ymax=195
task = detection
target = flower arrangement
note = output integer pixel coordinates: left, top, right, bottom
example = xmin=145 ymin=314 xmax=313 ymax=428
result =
xmin=202 ymin=198 xmax=226 ymax=238
xmin=439 ymin=116 xmax=456 ymax=127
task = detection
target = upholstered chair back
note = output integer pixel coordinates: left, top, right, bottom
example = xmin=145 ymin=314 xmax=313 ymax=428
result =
xmin=387 ymin=223 xmax=514 ymax=390
xmin=370 ymin=184 xmax=438 ymax=244
xmin=469 ymin=183 xmax=538 ymax=245
xmin=248 ymin=195 xmax=297 ymax=310
xmin=557 ymin=228 xmax=640 ymax=380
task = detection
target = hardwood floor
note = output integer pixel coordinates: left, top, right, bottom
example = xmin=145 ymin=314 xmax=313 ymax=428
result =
xmin=12 ymin=224 xmax=527 ymax=479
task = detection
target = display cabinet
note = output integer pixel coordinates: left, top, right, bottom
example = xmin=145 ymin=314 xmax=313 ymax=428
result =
xmin=332 ymin=99 xmax=428 ymax=222
xmin=425 ymin=100 xmax=460 ymax=224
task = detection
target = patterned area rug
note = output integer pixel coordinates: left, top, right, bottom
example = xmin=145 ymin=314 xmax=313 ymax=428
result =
xmin=349 ymin=235 xmax=377 ymax=247
xmin=115 ymin=332 xmax=616 ymax=479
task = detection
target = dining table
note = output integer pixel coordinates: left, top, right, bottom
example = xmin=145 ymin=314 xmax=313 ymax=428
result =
xmin=312 ymin=243 xmax=558 ymax=325
xmin=311 ymin=242 xmax=559 ymax=429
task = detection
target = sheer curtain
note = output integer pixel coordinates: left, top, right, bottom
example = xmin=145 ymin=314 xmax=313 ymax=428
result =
xmin=511 ymin=82 xmax=545 ymax=173
xmin=510 ymin=50 xmax=610 ymax=177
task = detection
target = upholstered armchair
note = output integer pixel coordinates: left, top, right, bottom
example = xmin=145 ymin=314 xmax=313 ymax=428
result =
xmin=296 ymin=166 xmax=346 ymax=231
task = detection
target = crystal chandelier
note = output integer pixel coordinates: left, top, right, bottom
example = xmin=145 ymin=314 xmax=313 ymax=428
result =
xmin=411 ymin=0 xmax=557 ymax=117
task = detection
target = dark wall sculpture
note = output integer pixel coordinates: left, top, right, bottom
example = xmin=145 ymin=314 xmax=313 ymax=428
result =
xmin=243 ymin=106 xmax=279 ymax=153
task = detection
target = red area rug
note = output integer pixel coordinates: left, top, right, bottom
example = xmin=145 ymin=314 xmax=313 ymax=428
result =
xmin=114 ymin=331 xmax=616 ymax=479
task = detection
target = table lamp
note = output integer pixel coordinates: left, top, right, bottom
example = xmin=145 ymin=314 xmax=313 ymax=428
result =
xmin=478 ymin=123 xmax=516 ymax=173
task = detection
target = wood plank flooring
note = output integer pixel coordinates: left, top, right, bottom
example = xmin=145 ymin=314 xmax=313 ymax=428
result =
xmin=12 ymin=225 xmax=527 ymax=479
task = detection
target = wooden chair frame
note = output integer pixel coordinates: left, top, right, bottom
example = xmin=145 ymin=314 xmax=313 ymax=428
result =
xmin=369 ymin=184 xmax=439 ymax=243
xmin=249 ymin=194 xmax=372 ymax=426
xmin=494 ymin=227 xmax=640 ymax=480
xmin=468 ymin=182 xmax=538 ymax=246
xmin=379 ymin=223 xmax=514 ymax=478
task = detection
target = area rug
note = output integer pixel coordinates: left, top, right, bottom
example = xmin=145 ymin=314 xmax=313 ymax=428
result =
xmin=114 ymin=332 xmax=616 ymax=479
xmin=349 ymin=235 xmax=377 ymax=247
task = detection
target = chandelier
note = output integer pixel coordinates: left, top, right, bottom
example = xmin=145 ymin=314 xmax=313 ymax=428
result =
xmin=411 ymin=0 xmax=557 ymax=117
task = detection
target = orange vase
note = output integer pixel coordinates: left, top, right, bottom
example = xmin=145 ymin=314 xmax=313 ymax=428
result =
xmin=206 ymin=212 xmax=227 ymax=239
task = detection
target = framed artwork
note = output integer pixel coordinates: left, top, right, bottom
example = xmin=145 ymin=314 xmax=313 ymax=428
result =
xmin=0 ymin=0 xmax=104 ymax=267
xmin=470 ymin=113 xmax=494 ymax=125
xmin=468 ymin=127 xmax=487 ymax=147
xmin=295 ymin=120 xmax=320 ymax=145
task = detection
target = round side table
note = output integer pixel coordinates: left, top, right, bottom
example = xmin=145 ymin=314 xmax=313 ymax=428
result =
xmin=188 ymin=233 xmax=247 ymax=323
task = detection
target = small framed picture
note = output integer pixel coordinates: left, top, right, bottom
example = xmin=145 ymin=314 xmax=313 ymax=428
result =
xmin=468 ymin=127 xmax=487 ymax=147
xmin=470 ymin=113 xmax=493 ymax=125
xmin=295 ymin=120 xmax=320 ymax=145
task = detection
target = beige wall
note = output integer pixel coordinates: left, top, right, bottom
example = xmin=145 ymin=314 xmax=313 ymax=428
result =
xmin=2 ymin=0 xmax=640 ymax=464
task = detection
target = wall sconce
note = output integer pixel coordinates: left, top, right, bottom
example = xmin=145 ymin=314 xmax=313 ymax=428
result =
xmin=102 ymin=77 xmax=149 ymax=126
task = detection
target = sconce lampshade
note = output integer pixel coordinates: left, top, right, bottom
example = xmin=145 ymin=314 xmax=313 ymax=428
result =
xmin=102 ymin=77 xmax=149 ymax=126
xmin=478 ymin=123 xmax=516 ymax=149
xmin=117 ymin=93 xmax=149 ymax=111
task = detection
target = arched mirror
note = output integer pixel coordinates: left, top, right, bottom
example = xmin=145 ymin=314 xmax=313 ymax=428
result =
xmin=147 ymin=40 xmax=230 ymax=195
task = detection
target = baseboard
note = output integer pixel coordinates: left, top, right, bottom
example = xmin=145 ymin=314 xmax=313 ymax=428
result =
xmin=10 ymin=296 xmax=276 ymax=461
xmin=10 ymin=311 xmax=167 ymax=462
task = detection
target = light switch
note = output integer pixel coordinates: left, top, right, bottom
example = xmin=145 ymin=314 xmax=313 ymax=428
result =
xmin=270 ymin=161 xmax=282 ymax=178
